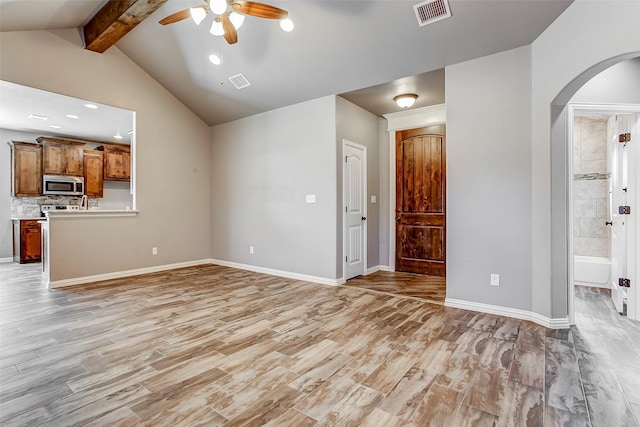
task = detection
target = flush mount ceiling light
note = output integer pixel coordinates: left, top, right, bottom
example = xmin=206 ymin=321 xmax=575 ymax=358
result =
xmin=160 ymin=0 xmax=291 ymax=45
xmin=394 ymin=94 xmax=418 ymax=108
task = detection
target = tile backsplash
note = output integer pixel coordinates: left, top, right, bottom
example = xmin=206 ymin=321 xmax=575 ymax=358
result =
xmin=11 ymin=196 xmax=100 ymax=218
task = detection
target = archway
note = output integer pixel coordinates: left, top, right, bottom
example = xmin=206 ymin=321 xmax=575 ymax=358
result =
xmin=549 ymin=53 xmax=640 ymax=323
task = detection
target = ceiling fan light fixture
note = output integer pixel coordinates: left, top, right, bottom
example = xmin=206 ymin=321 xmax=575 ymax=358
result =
xmin=190 ymin=7 xmax=207 ymax=25
xmin=210 ymin=19 xmax=224 ymax=36
xmin=280 ymin=18 xmax=294 ymax=32
xmin=394 ymin=94 xmax=418 ymax=108
xmin=229 ymin=12 xmax=245 ymax=30
xmin=210 ymin=0 xmax=228 ymax=15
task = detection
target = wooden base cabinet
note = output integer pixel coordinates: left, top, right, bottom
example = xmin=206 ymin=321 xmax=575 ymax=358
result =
xmin=13 ymin=220 xmax=42 ymax=264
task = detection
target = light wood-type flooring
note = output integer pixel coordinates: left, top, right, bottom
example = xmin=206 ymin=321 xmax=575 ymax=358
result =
xmin=0 ymin=262 xmax=639 ymax=426
xmin=344 ymin=271 xmax=446 ymax=305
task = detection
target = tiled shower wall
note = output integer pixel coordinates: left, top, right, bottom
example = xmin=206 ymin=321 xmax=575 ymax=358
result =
xmin=573 ymin=116 xmax=610 ymax=258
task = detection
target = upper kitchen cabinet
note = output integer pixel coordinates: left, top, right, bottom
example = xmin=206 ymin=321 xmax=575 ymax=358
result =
xmin=8 ymin=141 xmax=42 ymax=197
xmin=97 ymin=144 xmax=130 ymax=181
xmin=83 ymin=149 xmax=104 ymax=198
xmin=37 ymin=137 xmax=85 ymax=176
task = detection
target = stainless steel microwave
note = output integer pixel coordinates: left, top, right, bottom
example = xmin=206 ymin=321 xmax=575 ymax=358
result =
xmin=42 ymin=175 xmax=84 ymax=196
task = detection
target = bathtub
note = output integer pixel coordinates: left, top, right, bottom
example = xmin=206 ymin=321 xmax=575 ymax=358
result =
xmin=574 ymin=255 xmax=611 ymax=288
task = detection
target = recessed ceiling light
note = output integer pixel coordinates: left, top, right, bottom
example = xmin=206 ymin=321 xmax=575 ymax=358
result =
xmin=280 ymin=18 xmax=294 ymax=32
xmin=114 ymin=133 xmax=123 ymax=140
xmin=66 ymin=114 xmax=79 ymax=119
xmin=84 ymin=103 xmax=98 ymax=109
xmin=209 ymin=54 xmax=222 ymax=65
xmin=49 ymin=125 xmax=62 ymax=129
xmin=28 ymin=114 xmax=48 ymax=121
xmin=127 ymin=130 xmax=134 ymax=135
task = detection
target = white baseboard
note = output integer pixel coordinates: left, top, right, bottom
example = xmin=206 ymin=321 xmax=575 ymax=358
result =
xmin=445 ymin=298 xmax=570 ymax=329
xmin=366 ymin=266 xmax=380 ymax=275
xmin=209 ymin=258 xmax=340 ymax=286
xmin=366 ymin=265 xmax=392 ymax=274
xmin=49 ymin=259 xmax=213 ymax=289
xmin=0 ymin=257 xmax=14 ymax=263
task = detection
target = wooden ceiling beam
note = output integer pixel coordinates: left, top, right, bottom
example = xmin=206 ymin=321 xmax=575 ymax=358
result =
xmin=83 ymin=0 xmax=167 ymax=53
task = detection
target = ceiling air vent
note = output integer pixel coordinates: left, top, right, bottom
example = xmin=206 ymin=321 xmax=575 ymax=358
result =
xmin=413 ymin=0 xmax=451 ymax=27
xmin=228 ymin=73 xmax=251 ymax=90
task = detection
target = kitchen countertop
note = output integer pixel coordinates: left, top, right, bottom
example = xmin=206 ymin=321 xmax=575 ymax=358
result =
xmin=11 ymin=217 xmax=44 ymax=221
xmin=45 ymin=210 xmax=138 ymax=218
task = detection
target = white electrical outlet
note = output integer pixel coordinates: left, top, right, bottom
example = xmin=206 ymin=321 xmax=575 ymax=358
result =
xmin=490 ymin=273 xmax=500 ymax=286
xmin=152 ymin=247 xmax=158 ymax=255
xmin=249 ymin=246 xmax=254 ymax=254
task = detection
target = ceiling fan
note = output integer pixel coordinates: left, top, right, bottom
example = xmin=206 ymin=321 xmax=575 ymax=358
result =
xmin=159 ymin=0 xmax=289 ymax=45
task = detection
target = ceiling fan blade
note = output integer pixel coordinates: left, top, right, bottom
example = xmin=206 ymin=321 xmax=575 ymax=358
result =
xmin=230 ymin=1 xmax=288 ymax=19
xmin=159 ymin=7 xmax=203 ymax=25
xmin=221 ymin=14 xmax=238 ymax=44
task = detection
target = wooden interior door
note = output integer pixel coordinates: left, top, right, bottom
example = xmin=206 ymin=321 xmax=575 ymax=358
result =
xmin=396 ymin=125 xmax=446 ymax=276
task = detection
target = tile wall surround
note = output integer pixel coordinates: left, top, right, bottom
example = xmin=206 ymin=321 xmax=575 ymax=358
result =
xmin=573 ymin=116 xmax=610 ymax=258
xmin=11 ymin=196 xmax=100 ymax=218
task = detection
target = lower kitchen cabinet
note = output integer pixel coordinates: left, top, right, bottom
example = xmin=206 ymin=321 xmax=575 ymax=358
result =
xmin=13 ymin=219 xmax=42 ymax=263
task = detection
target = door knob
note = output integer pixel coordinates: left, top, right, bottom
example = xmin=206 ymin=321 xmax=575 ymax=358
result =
xmin=362 ymin=216 xmax=367 ymax=221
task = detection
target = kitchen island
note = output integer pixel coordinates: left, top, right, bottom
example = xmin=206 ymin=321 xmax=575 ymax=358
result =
xmin=42 ymin=209 xmax=138 ymax=287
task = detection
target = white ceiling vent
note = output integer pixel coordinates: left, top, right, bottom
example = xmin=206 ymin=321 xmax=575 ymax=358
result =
xmin=228 ymin=73 xmax=251 ymax=90
xmin=413 ymin=0 xmax=451 ymax=27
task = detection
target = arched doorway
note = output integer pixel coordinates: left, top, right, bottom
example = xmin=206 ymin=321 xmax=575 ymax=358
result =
xmin=549 ymin=53 xmax=640 ymax=323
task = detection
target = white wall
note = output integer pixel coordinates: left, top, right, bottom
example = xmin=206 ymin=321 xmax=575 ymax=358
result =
xmin=210 ymin=96 xmax=338 ymax=279
xmin=572 ymin=58 xmax=640 ymax=104
xmin=445 ymin=46 xmax=533 ymax=311
xmin=0 ymin=29 xmax=212 ymax=280
xmin=531 ymin=1 xmax=640 ymax=318
xmin=336 ymin=96 xmax=380 ymax=276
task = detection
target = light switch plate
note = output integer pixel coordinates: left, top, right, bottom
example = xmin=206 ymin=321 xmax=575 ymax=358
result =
xmin=371 ymin=195 xmax=377 ymax=203
xmin=306 ymin=194 xmax=316 ymax=203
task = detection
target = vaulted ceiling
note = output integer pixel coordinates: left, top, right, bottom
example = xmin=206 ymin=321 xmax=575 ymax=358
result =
xmin=0 ymin=0 xmax=572 ymax=126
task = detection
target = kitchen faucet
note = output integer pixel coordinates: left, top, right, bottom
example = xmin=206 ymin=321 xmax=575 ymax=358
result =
xmin=80 ymin=195 xmax=88 ymax=210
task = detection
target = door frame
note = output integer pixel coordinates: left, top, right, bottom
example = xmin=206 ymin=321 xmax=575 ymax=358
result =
xmin=384 ymin=105 xmax=446 ymax=271
xmin=567 ymin=102 xmax=640 ymax=323
xmin=342 ymin=139 xmax=367 ymax=280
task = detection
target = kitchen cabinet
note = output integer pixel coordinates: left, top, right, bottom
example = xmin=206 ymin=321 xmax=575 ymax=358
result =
xmin=8 ymin=141 xmax=42 ymax=197
xmin=37 ymin=137 xmax=85 ymax=177
xmin=83 ymin=149 xmax=104 ymax=198
xmin=13 ymin=219 xmax=41 ymax=263
xmin=97 ymin=144 xmax=130 ymax=181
